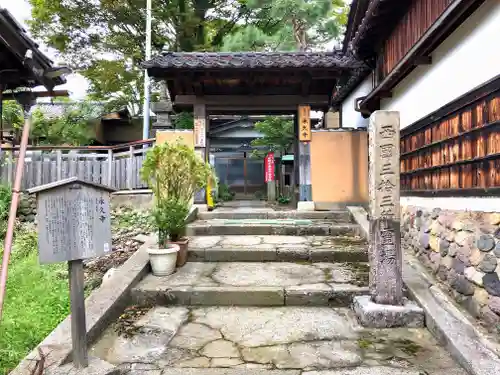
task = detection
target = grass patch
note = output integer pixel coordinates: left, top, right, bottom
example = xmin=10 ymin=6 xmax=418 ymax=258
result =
xmin=0 ymin=229 xmax=70 ymax=375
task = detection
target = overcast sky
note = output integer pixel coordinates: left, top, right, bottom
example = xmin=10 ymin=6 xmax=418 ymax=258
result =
xmin=0 ymin=0 xmax=88 ymax=98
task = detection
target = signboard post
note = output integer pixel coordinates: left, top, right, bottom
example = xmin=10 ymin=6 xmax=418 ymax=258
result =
xmin=264 ymin=152 xmax=276 ymax=202
xmin=28 ymin=177 xmax=115 ymax=368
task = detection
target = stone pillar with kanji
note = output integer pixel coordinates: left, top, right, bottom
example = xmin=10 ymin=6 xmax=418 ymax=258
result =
xmin=352 ymin=111 xmax=424 ymax=328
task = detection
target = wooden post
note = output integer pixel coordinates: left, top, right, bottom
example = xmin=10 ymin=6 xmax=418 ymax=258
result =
xmin=298 ymin=142 xmax=312 ymax=201
xmin=68 ymin=259 xmax=88 ymax=367
xmin=56 ymin=150 xmax=62 ymax=180
xmin=194 ymin=103 xmax=207 ymax=204
xmin=69 ymin=153 xmax=77 ymax=177
xmin=6 ymin=151 xmax=13 ymax=186
xmin=298 ymin=105 xmax=312 ymax=202
xmin=107 ymin=149 xmax=113 ymax=187
xmin=368 ymin=111 xmax=402 ymax=306
xmin=128 ymin=146 xmax=134 ymax=190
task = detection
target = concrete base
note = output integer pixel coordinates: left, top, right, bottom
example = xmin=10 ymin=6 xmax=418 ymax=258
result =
xmin=195 ymin=204 xmax=209 ymax=212
xmin=352 ymin=295 xmax=424 ymax=328
xmin=297 ymin=201 xmax=315 ymax=211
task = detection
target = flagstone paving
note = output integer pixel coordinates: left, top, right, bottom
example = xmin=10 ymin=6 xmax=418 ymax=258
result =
xmin=92 ymin=306 xmax=467 ymax=374
xmin=88 ymin=210 xmax=469 ymax=375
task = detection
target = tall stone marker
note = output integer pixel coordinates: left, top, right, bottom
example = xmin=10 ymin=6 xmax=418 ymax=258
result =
xmin=369 ymin=110 xmax=402 ymax=305
xmin=352 ymin=111 xmax=424 ymax=328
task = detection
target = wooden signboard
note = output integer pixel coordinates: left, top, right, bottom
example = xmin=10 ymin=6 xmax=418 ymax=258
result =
xmin=298 ymin=105 xmax=311 ymax=142
xmin=194 ymin=118 xmax=206 ymax=148
xmin=28 ymin=177 xmax=115 ymax=368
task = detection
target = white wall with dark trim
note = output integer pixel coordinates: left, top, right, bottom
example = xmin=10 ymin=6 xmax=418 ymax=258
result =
xmin=380 ymin=0 xmax=500 ymax=129
xmin=340 ymin=73 xmax=373 ymax=128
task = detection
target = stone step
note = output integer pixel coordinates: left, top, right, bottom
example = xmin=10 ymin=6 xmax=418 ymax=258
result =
xmin=157 ymin=369 xmax=466 ymax=375
xmin=92 ymin=306 xmax=467 ymax=375
xmin=187 ymin=235 xmax=368 ymax=263
xmin=186 ymin=220 xmax=361 ymax=236
xmin=131 ymin=262 xmax=370 ymax=307
xmin=198 ymin=210 xmax=353 ymax=222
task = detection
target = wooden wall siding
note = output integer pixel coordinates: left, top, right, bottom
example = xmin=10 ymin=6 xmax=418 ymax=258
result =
xmin=400 ymin=92 xmax=500 ymax=194
xmin=382 ymin=0 xmax=452 ymax=78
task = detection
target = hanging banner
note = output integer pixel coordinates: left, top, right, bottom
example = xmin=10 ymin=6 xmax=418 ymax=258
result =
xmin=264 ymin=152 xmax=275 ymax=183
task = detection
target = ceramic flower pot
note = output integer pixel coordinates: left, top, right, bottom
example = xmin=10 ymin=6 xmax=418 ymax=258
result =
xmin=147 ymin=244 xmax=180 ymax=276
xmin=171 ymin=237 xmax=189 ymax=267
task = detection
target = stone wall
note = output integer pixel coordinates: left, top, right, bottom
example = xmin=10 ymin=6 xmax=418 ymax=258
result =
xmin=17 ymin=193 xmax=36 ymax=222
xmin=401 ymin=206 xmax=500 ymax=331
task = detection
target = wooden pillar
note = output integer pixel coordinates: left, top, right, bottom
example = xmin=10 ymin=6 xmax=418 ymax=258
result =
xmin=298 ymin=105 xmax=312 ymax=202
xmin=368 ymin=111 xmax=402 ymax=306
xmin=194 ymin=103 xmax=207 ymax=204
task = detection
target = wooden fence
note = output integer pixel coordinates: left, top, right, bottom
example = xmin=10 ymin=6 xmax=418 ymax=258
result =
xmin=400 ymin=76 xmax=500 ymax=196
xmin=0 ymin=139 xmax=155 ymax=191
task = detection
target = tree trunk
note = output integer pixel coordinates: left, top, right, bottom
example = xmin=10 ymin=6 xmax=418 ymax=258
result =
xmin=292 ymin=18 xmax=308 ymax=51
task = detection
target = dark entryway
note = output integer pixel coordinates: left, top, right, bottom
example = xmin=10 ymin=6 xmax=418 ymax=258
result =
xmin=214 ymin=152 xmax=265 ymax=196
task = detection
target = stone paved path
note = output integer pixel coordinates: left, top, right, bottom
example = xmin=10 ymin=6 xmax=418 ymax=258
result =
xmin=91 ymin=208 xmax=468 ymax=375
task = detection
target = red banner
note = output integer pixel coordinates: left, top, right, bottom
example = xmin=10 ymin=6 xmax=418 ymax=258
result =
xmin=264 ymin=152 xmax=275 ymax=183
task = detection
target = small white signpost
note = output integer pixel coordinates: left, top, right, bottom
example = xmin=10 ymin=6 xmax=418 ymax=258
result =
xmin=28 ymin=177 xmax=115 ymax=368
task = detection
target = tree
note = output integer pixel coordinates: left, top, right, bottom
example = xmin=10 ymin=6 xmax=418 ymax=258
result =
xmin=1 ymin=99 xmax=100 ymax=146
xmin=222 ymin=0 xmax=349 ymax=52
xmin=27 ymin=0 xmax=256 ymax=112
xmin=31 ymin=100 xmax=102 ymax=145
xmin=1 ymin=101 xmax=24 ymax=130
xmin=251 ymin=116 xmax=294 ymax=158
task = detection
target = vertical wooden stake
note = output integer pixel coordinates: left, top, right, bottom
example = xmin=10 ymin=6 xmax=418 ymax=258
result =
xmin=107 ymin=149 xmax=113 ymax=187
xmin=68 ymin=259 xmax=88 ymax=368
xmin=56 ymin=150 xmax=62 ymax=180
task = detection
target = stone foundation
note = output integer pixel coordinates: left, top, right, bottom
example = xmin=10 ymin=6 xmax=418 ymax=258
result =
xmin=401 ymin=206 xmax=500 ymax=331
xmin=18 ymin=193 xmax=36 ymax=222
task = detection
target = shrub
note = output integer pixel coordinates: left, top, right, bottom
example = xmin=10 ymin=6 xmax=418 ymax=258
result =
xmin=141 ymin=140 xmax=215 ymax=246
xmin=278 ymin=195 xmax=291 ymax=205
xmin=218 ymin=184 xmax=234 ymax=202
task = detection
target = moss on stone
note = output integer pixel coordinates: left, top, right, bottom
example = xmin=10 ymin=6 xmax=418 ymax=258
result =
xmin=393 ymin=338 xmax=422 ymax=356
xmin=357 ymin=338 xmax=373 ymax=349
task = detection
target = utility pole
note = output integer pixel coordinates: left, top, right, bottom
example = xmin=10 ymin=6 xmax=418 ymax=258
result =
xmin=142 ymin=0 xmax=152 ymax=140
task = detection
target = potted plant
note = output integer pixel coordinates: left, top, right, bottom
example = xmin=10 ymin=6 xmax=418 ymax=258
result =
xmin=141 ymin=140 xmax=215 ymax=274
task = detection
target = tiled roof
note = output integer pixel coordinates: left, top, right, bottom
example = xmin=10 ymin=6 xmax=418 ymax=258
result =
xmin=143 ymin=51 xmax=364 ymax=71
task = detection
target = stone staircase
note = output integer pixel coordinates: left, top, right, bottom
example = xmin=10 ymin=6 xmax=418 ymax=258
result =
xmin=90 ymin=207 xmax=468 ymax=375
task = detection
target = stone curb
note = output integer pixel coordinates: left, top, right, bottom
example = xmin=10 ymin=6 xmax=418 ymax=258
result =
xmin=187 ymin=247 xmax=368 ymax=263
xmin=404 ymin=259 xmax=500 ymax=375
xmin=348 ymin=205 xmax=500 ymax=375
xmin=161 ymin=370 xmax=301 ymax=375
xmin=130 ymin=284 xmax=369 ymax=307
xmin=10 ymin=237 xmax=155 ymax=375
xmin=186 ymin=224 xmax=361 ymax=237
xmin=197 ymin=210 xmax=353 ymax=221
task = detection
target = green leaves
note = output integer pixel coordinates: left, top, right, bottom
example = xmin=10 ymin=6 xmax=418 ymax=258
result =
xmin=1 ymin=101 xmax=23 ymax=130
xmin=29 ymin=100 xmax=98 ymax=146
xmin=222 ymin=0 xmax=349 ymax=52
xmin=251 ymin=116 xmax=295 ymax=158
xmin=140 ymin=140 xmax=216 ymax=241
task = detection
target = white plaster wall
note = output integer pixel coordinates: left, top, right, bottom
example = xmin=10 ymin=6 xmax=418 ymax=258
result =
xmin=380 ymin=0 xmax=500 ymax=129
xmin=215 ymin=128 xmax=262 ymax=138
xmin=340 ymin=73 xmax=373 ymax=128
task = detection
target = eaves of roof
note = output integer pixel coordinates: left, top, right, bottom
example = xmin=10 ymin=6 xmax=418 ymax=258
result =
xmin=0 ymin=8 xmax=67 ymax=90
xmin=143 ymin=51 xmax=365 ymax=74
